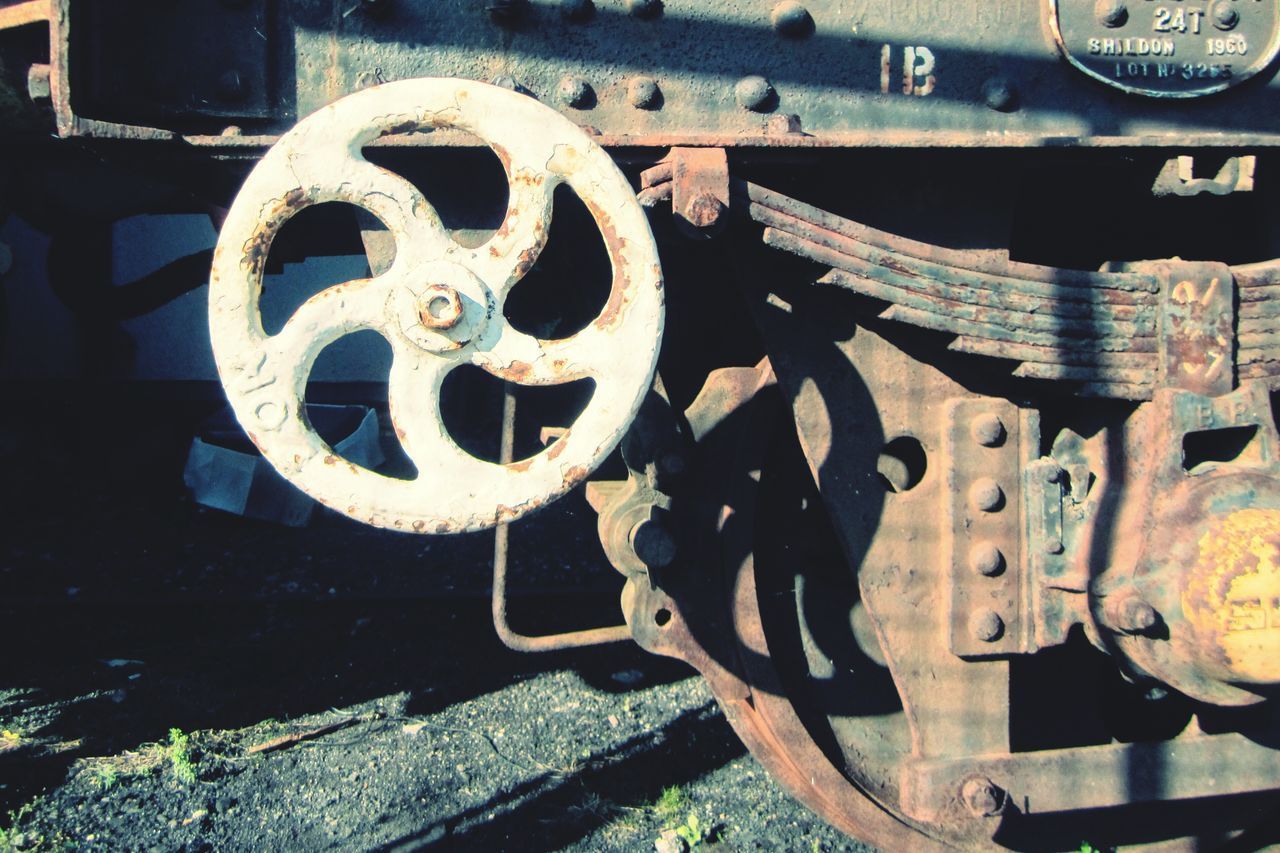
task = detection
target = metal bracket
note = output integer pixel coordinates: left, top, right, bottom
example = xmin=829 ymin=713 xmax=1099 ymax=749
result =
xmin=903 ymin=731 xmax=1280 ymax=819
xmin=1151 ymin=260 xmax=1237 ymax=397
xmin=946 ymin=398 xmax=1029 ymax=658
xmin=1153 ymin=155 xmax=1257 ymax=198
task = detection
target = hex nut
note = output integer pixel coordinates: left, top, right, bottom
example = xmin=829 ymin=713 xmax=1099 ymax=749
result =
xmin=970 ymin=413 xmax=1006 ymax=447
xmin=418 ymin=285 xmax=464 ymax=330
xmin=683 ymin=192 xmax=726 ymax=229
xmin=766 ymin=113 xmax=803 ymax=135
xmin=771 ymin=1 xmax=814 ymax=37
xmin=735 ymin=75 xmax=776 ymax=112
xmin=628 ymin=77 xmax=661 ymax=110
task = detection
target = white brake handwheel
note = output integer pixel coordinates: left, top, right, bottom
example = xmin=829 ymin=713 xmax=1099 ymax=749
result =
xmin=209 ymin=79 xmax=664 ymax=533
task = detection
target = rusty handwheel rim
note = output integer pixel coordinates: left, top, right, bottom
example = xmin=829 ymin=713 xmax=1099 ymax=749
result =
xmin=209 ymin=78 xmax=664 ymax=534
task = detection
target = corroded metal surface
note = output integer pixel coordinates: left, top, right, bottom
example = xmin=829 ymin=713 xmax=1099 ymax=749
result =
xmin=209 ymin=78 xmax=664 ymax=533
xmin=20 ymin=0 xmax=1280 ymax=147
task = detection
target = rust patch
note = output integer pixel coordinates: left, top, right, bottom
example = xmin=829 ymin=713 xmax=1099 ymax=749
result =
xmin=546 ymin=437 xmax=568 ymax=460
xmin=323 ymin=455 xmax=337 ymax=465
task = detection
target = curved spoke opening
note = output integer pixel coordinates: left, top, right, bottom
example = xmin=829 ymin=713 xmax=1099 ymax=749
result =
xmin=363 ymin=144 xmax=510 ymax=241
xmin=439 ymin=366 xmax=595 ymax=465
xmin=502 ymin=184 xmax=612 ymax=341
xmin=302 ymin=329 xmax=406 ymax=480
xmin=260 ymin=202 xmax=386 ymax=336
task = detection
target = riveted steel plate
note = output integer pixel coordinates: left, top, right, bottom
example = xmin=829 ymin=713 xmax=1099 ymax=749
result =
xmin=42 ymin=0 xmax=1280 ymax=147
xmin=1050 ymin=0 xmax=1280 ymax=98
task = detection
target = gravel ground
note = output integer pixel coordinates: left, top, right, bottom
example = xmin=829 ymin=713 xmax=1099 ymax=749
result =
xmin=0 ymin=389 xmax=868 ymax=852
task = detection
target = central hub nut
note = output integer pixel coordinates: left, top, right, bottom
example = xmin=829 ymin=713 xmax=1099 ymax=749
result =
xmin=418 ymin=284 xmax=464 ymax=330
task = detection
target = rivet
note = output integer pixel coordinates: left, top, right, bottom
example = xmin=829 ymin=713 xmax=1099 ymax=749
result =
xmin=628 ymin=76 xmax=661 ymax=109
xmin=215 ymin=69 xmax=248 ymax=102
xmin=971 ymin=610 xmax=1005 ymax=643
xmin=627 ymin=0 xmax=662 ymax=19
xmin=560 ymin=0 xmax=594 ymax=22
xmin=970 ymin=413 xmax=1006 ymax=447
xmin=1212 ymin=0 xmax=1239 ymax=30
xmin=982 ymin=78 xmax=1017 ymax=112
xmin=735 ymin=75 xmax=776 ymax=112
xmin=961 ymin=777 xmax=1006 ymax=817
xmin=1108 ymin=594 xmax=1159 ymax=634
xmin=771 ymin=1 xmax=814 ymax=37
xmin=969 ymin=542 xmax=1005 ymax=577
xmin=1095 ymin=0 xmax=1127 ymax=27
xmin=969 ymin=478 xmax=1003 ymax=513
xmin=557 ymin=76 xmax=593 ymax=109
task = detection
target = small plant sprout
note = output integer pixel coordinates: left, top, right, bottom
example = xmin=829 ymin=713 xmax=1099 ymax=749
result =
xmin=167 ymin=728 xmax=197 ymax=784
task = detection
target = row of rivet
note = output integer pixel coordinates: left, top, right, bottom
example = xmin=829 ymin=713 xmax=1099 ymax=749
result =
xmin=494 ymin=74 xmax=781 ymax=113
xmin=291 ymin=0 xmax=818 ymax=36
xmin=967 ymin=411 xmax=1008 ymax=644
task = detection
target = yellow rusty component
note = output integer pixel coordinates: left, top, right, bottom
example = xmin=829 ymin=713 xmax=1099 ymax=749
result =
xmin=1183 ymin=507 xmax=1280 ymax=684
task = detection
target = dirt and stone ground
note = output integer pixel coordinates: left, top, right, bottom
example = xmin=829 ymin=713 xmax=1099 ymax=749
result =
xmin=0 ymin=388 xmax=869 ymax=852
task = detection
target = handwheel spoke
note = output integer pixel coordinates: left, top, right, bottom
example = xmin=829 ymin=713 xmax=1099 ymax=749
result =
xmin=264 ymin=277 xmax=393 ymax=390
xmin=386 ymin=340 xmax=471 ymax=479
xmin=470 ymin=318 xmax=611 ymax=386
xmin=284 ymin=148 xmax=456 ymax=267
xmin=469 ymin=171 xmax=558 ymax=299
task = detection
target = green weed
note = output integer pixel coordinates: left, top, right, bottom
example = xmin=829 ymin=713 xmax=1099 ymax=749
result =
xmin=167 ymin=728 xmax=197 ymax=785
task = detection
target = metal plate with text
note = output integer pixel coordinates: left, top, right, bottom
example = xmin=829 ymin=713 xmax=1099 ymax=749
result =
xmin=1051 ymin=0 xmax=1280 ymax=97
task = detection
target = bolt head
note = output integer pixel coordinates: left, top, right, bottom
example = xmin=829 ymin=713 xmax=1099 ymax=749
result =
xmin=771 ymin=1 xmax=814 ymax=37
xmin=970 ymin=413 xmax=1006 ymax=447
xmin=735 ymin=75 xmax=777 ymax=112
xmin=1212 ymin=1 xmax=1239 ymax=30
xmin=969 ymin=542 xmax=1005 ymax=577
xmin=1115 ymin=596 xmax=1159 ymax=634
xmin=971 ymin=610 xmax=1005 ymax=643
xmin=683 ymin=192 xmax=726 ymax=229
xmin=1095 ymin=0 xmax=1128 ymax=27
xmin=418 ymin=285 xmax=464 ymax=330
xmin=961 ymin=777 xmax=1006 ymax=817
xmin=631 ymin=518 xmax=677 ymax=569
xmin=627 ymin=0 xmax=662 ymax=18
xmin=557 ymin=76 xmax=593 ymax=109
xmin=628 ymin=77 xmax=661 ymax=109
xmin=766 ymin=113 xmax=803 ymax=135
xmin=969 ymin=478 xmax=1004 ymax=513
xmin=560 ymin=0 xmax=594 ymax=21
